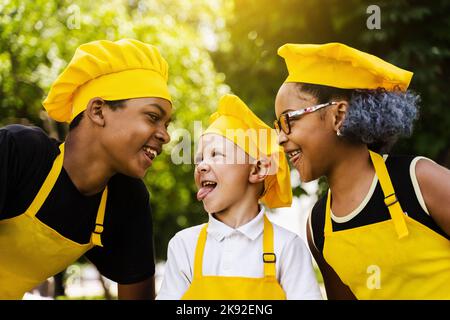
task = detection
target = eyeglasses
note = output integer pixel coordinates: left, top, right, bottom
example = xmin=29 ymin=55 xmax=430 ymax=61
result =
xmin=273 ymin=101 xmax=337 ymax=135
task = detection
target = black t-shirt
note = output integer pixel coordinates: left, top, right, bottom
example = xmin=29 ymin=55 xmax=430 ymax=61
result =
xmin=310 ymin=154 xmax=449 ymax=253
xmin=0 ymin=124 xmax=155 ymax=284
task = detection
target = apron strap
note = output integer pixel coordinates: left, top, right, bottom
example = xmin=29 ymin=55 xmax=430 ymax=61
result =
xmin=193 ymin=223 xmax=208 ymax=279
xmin=24 ymin=141 xmax=108 ymax=246
xmin=263 ymin=215 xmax=276 ymax=278
xmin=324 ymin=190 xmax=333 ymax=235
xmin=369 ymin=151 xmax=409 ymax=239
xmin=25 ymin=143 xmax=65 ymax=217
xmin=90 ymin=187 xmax=108 ymax=247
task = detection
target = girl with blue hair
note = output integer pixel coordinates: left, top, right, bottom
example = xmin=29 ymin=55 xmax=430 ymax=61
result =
xmin=274 ymin=43 xmax=450 ymax=299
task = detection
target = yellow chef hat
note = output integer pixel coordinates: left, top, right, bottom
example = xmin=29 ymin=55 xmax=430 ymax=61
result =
xmin=43 ymin=39 xmax=171 ymax=123
xmin=203 ymin=94 xmax=292 ymax=209
xmin=278 ymin=43 xmax=413 ymax=91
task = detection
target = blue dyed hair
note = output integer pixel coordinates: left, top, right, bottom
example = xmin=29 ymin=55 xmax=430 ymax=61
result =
xmin=297 ymin=83 xmax=420 ymax=153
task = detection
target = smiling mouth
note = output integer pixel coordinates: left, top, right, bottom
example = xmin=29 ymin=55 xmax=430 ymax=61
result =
xmin=197 ymin=181 xmax=217 ymax=201
xmin=287 ymin=149 xmax=302 ymax=160
xmin=143 ymin=145 xmax=158 ymax=161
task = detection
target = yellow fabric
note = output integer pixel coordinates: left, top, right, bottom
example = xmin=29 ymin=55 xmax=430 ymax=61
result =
xmin=278 ymin=43 xmax=413 ymax=91
xmin=0 ymin=143 xmax=108 ymax=299
xmin=323 ymin=151 xmax=450 ymax=299
xmin=203 ymin=94 xmax=292 ymax=209
xmin=182 ymin=215 xmax=286 ymax=300
xmin=43 ymin=39 xmax=171 ymax=123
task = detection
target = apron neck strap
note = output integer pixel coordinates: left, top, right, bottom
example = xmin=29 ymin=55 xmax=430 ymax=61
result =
xmin=325 ymin=151 xmax=408 ymax=239
xmin=193 ymin=224 xmax=208 ymax=279
xmin=25 ymin=142 xmax=108 ymax=247
xmin=324 ymin=190 xmax=333 ymax=235
xmin=369 ymin=151 xmax=409 ymax=238
xmin=262 ymin=214 xmax=277 ymax=278
xmin=90 ymin=187 xmax=108 ymax=247
xmin=26 ymin=143 xmax=65 ymax=217
xmin=192 ymin=215 xmax=277 ymax=279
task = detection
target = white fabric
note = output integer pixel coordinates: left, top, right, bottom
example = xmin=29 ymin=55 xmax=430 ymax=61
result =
xmin=157 ymin=207 xmax=323 ymax=300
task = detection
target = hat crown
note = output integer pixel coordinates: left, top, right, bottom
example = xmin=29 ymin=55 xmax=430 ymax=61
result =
xmin=74 ymin=39 xmax=168 ymax=82
xmin=43 ymin=39 xmax=171 ymax=123
xmin=278 ymin=42 xmax=413 ymax=91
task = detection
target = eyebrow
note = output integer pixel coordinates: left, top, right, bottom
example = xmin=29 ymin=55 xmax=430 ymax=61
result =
xmin=146 ymin=103 xmax=173 ymax=123
xmin=146 ymin=103 xmax=167 ymax=117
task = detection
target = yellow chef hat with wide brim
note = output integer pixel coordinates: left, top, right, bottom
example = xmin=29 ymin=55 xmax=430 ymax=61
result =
xmin=43 ymin=39 xmax=171 ymax=123
xmin=203 ymin=94 xmax=292 ymax=209
xmin=278 ymin=42 xmax=413 ymax=91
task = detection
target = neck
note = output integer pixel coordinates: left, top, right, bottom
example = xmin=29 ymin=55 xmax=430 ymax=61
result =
xmin=213 ymin=194 xmax=261 ymax=229
xmin=63 ymin=131 xmax=115 ymax=196
xmin=326 ymin=144 xmax=375 ymax=216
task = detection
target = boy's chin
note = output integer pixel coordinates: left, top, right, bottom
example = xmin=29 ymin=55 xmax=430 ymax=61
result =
xmin=203 ymin=201 xmax=225 ymax=215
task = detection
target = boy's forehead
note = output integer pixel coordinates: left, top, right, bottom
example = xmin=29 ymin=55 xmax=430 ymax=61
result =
xmin=199 ymin=133 xmax=227 ymax=147
xmin=197 ymin=134 xmax=248 ymax=155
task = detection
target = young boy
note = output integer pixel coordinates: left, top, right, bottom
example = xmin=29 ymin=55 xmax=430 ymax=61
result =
xmin=0 ymin=39 xmax=171 ymax=299
xmin=157 ymin=94 xmax=322 ymax=300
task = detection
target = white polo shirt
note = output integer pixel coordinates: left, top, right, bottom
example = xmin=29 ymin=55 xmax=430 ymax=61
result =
xmin=157 ymin=207 xmax=323 ymax=300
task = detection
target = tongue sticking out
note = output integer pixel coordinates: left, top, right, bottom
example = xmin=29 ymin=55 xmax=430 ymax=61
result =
xmin=197 ymin=186 xmax=215 ymax=201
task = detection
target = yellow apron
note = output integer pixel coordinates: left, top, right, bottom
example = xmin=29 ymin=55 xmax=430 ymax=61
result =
xmin=182 ymin=214 xmax=286 ymax=300
xmin=323 ymin=150 xmax=450 ymax=299
xmin=0 ymin=143 xmax=107 ymax=299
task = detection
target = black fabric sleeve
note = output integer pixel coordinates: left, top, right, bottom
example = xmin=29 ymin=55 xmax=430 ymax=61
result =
xmin=0 ymin=125 xmax=56 ymax=219
xmin=310 ymin=195 xmax=327 ymax=253
xmin=0 ymin=127 xmax=14 ymax=217
xmin=85 ymin=176 xmax=156 ymax=284
xmin=0 ymin=124 xmax=57 ymax=219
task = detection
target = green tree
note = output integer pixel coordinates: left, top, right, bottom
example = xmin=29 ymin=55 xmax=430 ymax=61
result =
xmin=212 ymin=0 xmax=450 ymax=173
xmin=0 ymin=0 xmax=228 ymax=260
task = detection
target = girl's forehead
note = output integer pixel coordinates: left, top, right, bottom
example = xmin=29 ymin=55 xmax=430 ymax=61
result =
xmin=277 ymin=83 xmax=316 ymax=103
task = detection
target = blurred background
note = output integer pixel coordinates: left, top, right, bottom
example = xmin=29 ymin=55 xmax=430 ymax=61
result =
xmin=1 ymin=0 xmax=449 ymax=299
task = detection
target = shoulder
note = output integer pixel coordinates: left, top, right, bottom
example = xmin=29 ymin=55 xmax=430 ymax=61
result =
xmin=1 ymin=124 xmax=54 ymax=146
xmin=311 ymin=194 xmax=327 ymax=220
xmin=271 ymin=222 xmax=299 ymax=244
xmin=165 ymin=224 xmax=205 ymax=263
xmin=170 ymin=224 xmax=205 ymax=248
xmin=309 ymin=194 xmax=327 ymax=252
xmin=1 ymin=124 xmax=59 ymax=160
xmin=271 ymin=221 xmax=310 ymax=256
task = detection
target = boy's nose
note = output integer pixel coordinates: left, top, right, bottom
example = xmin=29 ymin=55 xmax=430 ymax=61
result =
xmin=196 ymin=160 xmax=211 ymax=173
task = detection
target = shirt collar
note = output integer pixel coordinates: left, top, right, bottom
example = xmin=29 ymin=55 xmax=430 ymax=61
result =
xmin=207 ymin=206 xmax=265 ymax=242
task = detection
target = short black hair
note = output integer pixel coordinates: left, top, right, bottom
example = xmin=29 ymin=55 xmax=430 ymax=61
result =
xmin=68 ymin=99 xmax=129 ymax=131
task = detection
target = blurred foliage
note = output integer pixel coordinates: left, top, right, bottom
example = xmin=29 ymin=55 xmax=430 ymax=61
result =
xmin=212 ymin=0 xmax=450 ymax=200
xmin=1 ymin=0 xmax=449 ymax=263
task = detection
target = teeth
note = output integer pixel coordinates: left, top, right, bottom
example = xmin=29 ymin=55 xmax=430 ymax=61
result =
xmin=143 ymin=146 xmax=158 ymax=160
xmin=289 ymin=150 xmax=301 ymax=158
xmin=202 ymin=181 xmax=217 ymax=187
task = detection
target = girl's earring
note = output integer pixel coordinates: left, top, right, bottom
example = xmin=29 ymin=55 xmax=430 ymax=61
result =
xmin=337 ymin=129 xmax=342 ymax=137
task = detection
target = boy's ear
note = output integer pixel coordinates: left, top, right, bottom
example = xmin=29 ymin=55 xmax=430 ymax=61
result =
xmin=249 ymin=156 xmax=271 ymax=184
xmin=86 ymin=97 xmax=107 ymax=127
